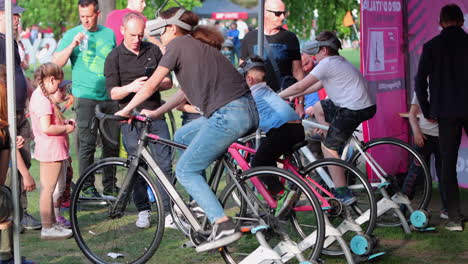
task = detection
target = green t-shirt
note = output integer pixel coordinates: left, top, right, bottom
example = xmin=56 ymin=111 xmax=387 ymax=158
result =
xmin=56 ymin=25 xmax=116 ymax=100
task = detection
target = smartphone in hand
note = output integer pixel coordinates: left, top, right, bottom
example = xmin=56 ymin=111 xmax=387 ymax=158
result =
xmin=145 ymin=67 xmax=156 ymax=77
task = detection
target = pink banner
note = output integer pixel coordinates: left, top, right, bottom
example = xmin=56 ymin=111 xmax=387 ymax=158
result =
xmin=361 ymin=0 xmax=409 ymax=177
xmin=407 ymin=0 xmax=468 ymax=188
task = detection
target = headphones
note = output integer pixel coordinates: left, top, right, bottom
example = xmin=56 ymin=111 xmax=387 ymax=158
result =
xmin=146 ymin=0 xmax=193 ymax=37
xmin=237 ymin=57 xmax=265 ymax=76
xmin=302 ymin=37 xmax=340 ymax=55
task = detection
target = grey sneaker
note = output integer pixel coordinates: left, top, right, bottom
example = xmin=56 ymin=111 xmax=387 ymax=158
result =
xmin=21 ymin=212 xmax=42 ymax=230
xmin=445 ymin=220 xmax=463 ymax=232
xmin=195 ymin=218 xmax=242 ymax=252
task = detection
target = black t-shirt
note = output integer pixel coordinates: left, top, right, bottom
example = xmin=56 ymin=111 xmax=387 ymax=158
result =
xmin=0 ymin=33 xmax=28 ymax=111
xmin=104 ymin=42 xmax=166 ymax=111
xmin=159 ymin=35 xmax=249 ymax=117
xmin=241 ymin=28 xmax=301 ymax=92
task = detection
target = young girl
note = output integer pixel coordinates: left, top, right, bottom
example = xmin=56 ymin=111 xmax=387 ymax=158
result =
xmin=29 ymin=63 xmax=74 ymax=239
xmin=49 ymin=81 xmax=74 ymax=228
xmin=116 ymin=7 xmax=258 ymax=252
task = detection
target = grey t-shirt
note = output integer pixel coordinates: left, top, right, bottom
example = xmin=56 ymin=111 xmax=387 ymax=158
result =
xmin=159 ymin=35 xmax=249 ymax=117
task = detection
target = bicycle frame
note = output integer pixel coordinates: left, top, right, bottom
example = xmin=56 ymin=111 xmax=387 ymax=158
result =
xmin=301 ymin=119 xmax=416 ymax=233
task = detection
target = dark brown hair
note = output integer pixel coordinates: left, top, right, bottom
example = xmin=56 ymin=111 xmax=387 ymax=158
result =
xmin=439 ymin=4 xmax=464 ymax=25
xmin=160 ymin=7 xmax=224 ymax=50
xmin=79 ymin=0 xmax=99 ymax=12
xmin=316 ymin=31 xmax=342 ymax=56
xmin=239 ymin=55 xmax=266 ymax=82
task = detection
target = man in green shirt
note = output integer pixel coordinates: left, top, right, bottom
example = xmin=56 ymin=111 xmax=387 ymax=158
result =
xmin=53 ymin=0 xmax=119 ymax=197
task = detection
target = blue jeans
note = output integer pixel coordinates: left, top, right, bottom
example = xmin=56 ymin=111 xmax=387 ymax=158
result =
xmin=174 ymin=94 xmax=258 ymax=223
xmin=121 ymin=119 xmax=173 ymax=212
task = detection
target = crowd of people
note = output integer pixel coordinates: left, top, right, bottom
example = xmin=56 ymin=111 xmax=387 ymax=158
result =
xmin=0 ymin=0 xmax=466 ymax=263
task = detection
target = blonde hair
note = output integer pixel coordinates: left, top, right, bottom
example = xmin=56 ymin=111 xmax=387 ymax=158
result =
xmin=33 ymin=63 xmax=65 ymax=122
xmin=0 ymin=65 xmax=7 ymax=141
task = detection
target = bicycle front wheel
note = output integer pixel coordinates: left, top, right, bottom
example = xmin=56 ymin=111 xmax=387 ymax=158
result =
xmin=71 ymin=157 xmax=165 ymax=264
xmin=348 ymin=137 xmax=432 ymax=227
xmin=218 ymin=166 xmax=325 ymax=263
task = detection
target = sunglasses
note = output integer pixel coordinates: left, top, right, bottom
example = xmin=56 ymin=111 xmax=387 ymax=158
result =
xmin=266 ymin=9 xmax=287 ymax=17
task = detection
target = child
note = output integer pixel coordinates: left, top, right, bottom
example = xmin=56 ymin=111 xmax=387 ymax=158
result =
xmin=402 ymin=92 xmax=447 ymax=219
xmin=29 ymin=63 xmax=74 ymax=239
xmin=238 ymin=56 xmax=304 ymax=218
xmin=279 ymin=31 xmax=376 ymax=205
xmin=49 ymin=80 xmax=74 ymax=228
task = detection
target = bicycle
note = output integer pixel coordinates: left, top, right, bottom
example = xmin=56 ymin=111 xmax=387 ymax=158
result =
xmin=70 ymin=106 xmax=326 ymax=264
xmin=236 ymin=133 xmax=381 ymax=263
xmin=301 ymin=118 xmax=433 ymax=233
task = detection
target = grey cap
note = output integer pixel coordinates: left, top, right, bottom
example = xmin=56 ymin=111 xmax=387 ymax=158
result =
xmin=59 ymin=80 xmax=72 ymax=89
xmin=0 ymin=0 xmax=26 ymax=14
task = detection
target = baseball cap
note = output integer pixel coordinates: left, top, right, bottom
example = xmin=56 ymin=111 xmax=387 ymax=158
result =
xmin=58 ymin=80 xmax=72 ymax=90
xmin=0 ymin=0 xmax=26 ymax=14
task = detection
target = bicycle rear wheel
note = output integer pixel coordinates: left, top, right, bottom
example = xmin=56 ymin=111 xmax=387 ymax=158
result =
xmin=348 ymin=137 xmax=432 ymax=227
xmin=71 ymin=157 xmax=165 ymax=264
xmin=218 ymin=166 xmax=325 ymax=263
xmin=302 ymin=158 xmax=377 ymax=256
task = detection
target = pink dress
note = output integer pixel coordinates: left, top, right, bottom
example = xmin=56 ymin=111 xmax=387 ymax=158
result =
xmin=29 ymin=88 xmax=69 ymax=162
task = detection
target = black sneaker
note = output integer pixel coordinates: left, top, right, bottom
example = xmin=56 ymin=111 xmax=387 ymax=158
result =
xmin=81 ymin=186 xmax=102 ymax=198
xmin=21 ymin=212 xmax=42 ymax=230
xmin=195 ymin=218 xmax=242 ymax=252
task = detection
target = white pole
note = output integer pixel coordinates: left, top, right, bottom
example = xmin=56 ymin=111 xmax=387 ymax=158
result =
xmin=5 ymin=0 xmax=21 ymax=262
xmin=255 ymin=0 xmax=265 ymax=149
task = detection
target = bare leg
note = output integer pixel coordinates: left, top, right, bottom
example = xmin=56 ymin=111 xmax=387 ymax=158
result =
xmin=314 ymin=101 xmax=347 ymax=187
xmin=39 ymin=161 xmax=63 ymax=229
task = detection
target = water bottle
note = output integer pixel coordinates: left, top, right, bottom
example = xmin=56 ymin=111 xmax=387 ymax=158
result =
xmin=79 ymin=30 xmax=88 ymax=51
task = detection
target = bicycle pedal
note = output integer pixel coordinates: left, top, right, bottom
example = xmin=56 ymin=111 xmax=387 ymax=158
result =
xmin=250 ymin=225 xmax=269 ymax=234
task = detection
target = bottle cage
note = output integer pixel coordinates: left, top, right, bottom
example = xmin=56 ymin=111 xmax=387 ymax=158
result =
xmin=237 ymin=57 xmax=265 ymax=76
xmin=303 ymin=38 xmax=340 ymax=55
xmin=146 ymin=0 xmax=193 ymax=37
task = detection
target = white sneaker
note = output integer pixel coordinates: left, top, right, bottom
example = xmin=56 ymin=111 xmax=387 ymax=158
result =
xmin=41 ymin=224 xmax=73 ymax=240
xmin=165 ymin=214 xmax=177 ymax=229
xmin=136 ymin=210 xmax=151 ymax=228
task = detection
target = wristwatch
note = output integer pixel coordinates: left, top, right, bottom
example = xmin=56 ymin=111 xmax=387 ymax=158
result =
xmin=297 ymin=100 xmax=304 ymax=104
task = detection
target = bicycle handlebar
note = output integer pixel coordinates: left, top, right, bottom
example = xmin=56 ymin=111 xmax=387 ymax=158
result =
xmin=95 ymin=104 xmax=150 ymax=146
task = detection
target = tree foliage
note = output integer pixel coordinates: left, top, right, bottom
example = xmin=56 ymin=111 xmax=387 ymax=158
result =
xmin=18 ymin=0 xmax=357 ymax=40
xmin=18 ymin=0 xmax=79 ymax=38
xmin=18 ymin=0 xmax=201 ymax=40
xmin=116 ymin=0 xmax=202 ymax=20
xmin=283 ymin=0 xmax=359 ymax=39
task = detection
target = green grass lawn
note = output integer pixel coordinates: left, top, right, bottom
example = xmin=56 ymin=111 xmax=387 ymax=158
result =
xmin=17 ymin=49 xmax=468 ymax=263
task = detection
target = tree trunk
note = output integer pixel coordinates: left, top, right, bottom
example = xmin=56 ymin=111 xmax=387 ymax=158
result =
xmin=98 ymin=0 xmax=116 ymax=26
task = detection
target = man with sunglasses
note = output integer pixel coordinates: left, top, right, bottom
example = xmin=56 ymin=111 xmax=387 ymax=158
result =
xmin=240 ymin=0 xmax=305 ymax=117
